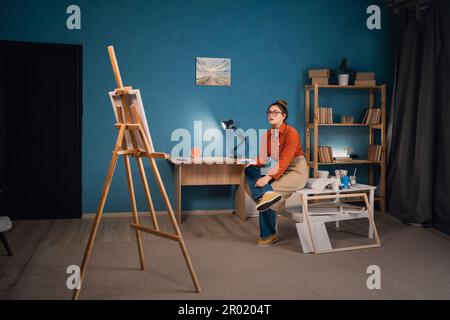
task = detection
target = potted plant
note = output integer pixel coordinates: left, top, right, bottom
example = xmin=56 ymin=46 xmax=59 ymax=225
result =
xmin=333 ymin=57 xmax=355 ymax=86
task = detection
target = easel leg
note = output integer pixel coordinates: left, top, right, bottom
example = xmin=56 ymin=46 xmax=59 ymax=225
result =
xmin=134 ymin=121 xmax=202 ymax=293
xmin=72 ymin=127 xmax=126 ymax=300
xmin=148 ymin=156 xmax=202 ymax=293
xmin=124 ymin=155 xmax=145 ymax=270
xmin=136 ymin=157 xmax=159 ymax=230
xmin=177 ymin=235 xmax=202 ymax=293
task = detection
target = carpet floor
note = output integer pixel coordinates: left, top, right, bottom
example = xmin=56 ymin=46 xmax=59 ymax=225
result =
xmin=1 ymin=212 xmax=449 ymax=300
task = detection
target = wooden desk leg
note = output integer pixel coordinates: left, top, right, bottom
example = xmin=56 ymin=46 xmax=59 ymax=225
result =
xmin=235 ymin=180 xmax=246 ymax=221
xmin=174 ymin=165 xmax=182 ymax=224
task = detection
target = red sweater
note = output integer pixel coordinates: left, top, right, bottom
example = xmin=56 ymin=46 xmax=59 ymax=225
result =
xmin=256 ymin=123 xmax=304 ymax=180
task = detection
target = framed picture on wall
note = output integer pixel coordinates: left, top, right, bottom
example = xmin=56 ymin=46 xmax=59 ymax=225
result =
xmin=196 ymin=57 xmax=231 ymax=87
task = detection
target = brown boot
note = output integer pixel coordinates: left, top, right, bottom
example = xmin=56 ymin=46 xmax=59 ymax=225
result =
xmin=255 ymin=192 xmax=282 ymax=212
xmin=257 ymin=234 xmax=280 ymax=247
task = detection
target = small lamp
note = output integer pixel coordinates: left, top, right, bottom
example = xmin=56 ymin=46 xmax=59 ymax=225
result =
xmin=221 ymin=119 xmax=247 ymax=158
xmin=221 ymin=119 xmax=234 ymax=131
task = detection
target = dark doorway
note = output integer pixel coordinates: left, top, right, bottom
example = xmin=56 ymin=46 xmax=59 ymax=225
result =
xmin=0 ymin=41 xmax=82 ymax=220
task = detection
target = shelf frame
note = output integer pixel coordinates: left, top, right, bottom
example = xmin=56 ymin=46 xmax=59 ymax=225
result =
xmin=306 ymin=123 xmax=382 ymax=129
xmin=304 ymin=82 xmax=387 ymax=212
xmin=305 ymin=84 xmax=384 ymax=90
xmin=312 ymin=160 xmax=382 ymax=166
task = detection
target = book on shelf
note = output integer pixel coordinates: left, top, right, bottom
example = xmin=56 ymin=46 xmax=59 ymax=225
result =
xmin=362 ymin=108 xmax=382 ymax=125
xmin=368 ymin=144 xmax=382 ymax=162
xmin=356 ymin=72 xmax=375 ymax=80
xmin=319 ymin=107 xmax=333 ymax=124
xmin=309 ymin=69 xmax=330 ymax=78
xmin=318 ymin=146 xmax=334 ymax=163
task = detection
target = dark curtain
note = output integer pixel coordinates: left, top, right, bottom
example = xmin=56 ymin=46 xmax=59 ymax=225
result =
xmin=388 ymin=0 xmax=450 ymax=234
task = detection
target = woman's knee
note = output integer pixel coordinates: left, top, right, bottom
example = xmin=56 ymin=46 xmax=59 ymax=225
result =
xmin=244 ymin=165 xmax=260 ymax=177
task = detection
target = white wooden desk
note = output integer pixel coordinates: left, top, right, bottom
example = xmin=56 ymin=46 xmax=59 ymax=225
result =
xmin=283 ymin=184 xmax=381 ymax=254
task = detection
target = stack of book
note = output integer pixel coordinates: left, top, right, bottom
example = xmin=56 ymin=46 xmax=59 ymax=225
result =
xmin=355 ymin=72 xmax=376 ymax=86
xmin=318 ymin=146 xmax=334 ymax=163
xmin=362 ymin=108 xmax=382 ymax=124
xmin=368 ymin=144 xmax=382 ymax=162
xmin=309 ymin=69 xmax=330 ymax=85
xmin=319 ymin=107 xmax=333 ymax=124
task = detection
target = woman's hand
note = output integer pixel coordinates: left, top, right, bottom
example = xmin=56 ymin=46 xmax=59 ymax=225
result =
xmin=239 ymin=159 xmax=257 ymax=168
xmin=255 ymin=175 xmax=272 ymax=188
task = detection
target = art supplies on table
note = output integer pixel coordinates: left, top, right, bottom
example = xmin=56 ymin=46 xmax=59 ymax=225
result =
xmin=335 ymin=169 xmax=351 ymax=189
xmin=351 ymin=168 xmax=357 ymax=185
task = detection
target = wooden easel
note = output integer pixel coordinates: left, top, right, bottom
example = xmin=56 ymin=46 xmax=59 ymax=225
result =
xmin=72 ymin=46 xmax=202 ymax=300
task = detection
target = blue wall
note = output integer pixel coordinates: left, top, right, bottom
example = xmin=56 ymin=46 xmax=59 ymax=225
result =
xmin=0 ymin=0 xmax=394 ymax=213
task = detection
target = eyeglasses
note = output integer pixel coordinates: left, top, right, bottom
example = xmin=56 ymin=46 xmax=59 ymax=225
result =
xmin=266 ymin=111 xmax=284 ymax=116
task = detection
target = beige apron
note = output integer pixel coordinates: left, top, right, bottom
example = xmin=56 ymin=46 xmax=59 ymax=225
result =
xmin=244 ymin=155 xmax=309 ymax=212
xmin=270 ymin=155 xmax=309 ymax=211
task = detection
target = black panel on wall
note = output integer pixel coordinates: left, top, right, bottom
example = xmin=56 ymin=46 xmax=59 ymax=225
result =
xmin=0 ymin=41 xmax=82 ymax=220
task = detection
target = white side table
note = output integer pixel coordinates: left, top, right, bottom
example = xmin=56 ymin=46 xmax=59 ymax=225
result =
xmin=283 ymin=184 xmax=381 ymax=254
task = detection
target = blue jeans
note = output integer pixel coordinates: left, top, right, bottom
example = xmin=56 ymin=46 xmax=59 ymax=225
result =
xmin=245 ymin=166 xmax=277 ymax=239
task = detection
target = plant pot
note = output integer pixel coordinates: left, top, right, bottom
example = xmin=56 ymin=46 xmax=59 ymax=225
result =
xmin=338 ymin=74 xmax=350 ymax=86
